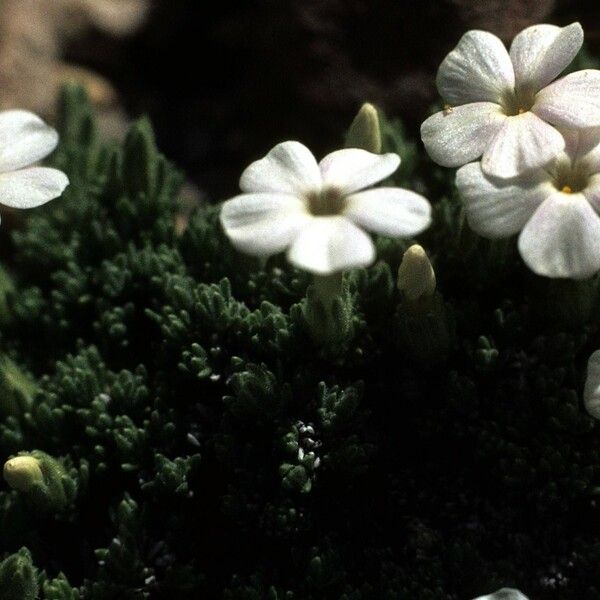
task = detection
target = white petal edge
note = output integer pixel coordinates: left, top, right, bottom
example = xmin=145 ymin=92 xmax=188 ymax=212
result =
xmin=510 ymin=22 xmax=583 ymax=92
xmin=518 ymin=191 xmax=600 ymax=279
xmin=584 ymin=350 xmax=600 ymax=420
xmin=571 ymin=128 xmax=600 ymax=172
xmin=0 ymin=167 xmax=69 ymax=209
xmin=287 ymin=216 xmax=375 ymax=274
xmin=421 ymin=103 xmax=505 ymax=168
xmin=239 ymin=141 xmax=322 ymax=195
xmin=534 ymin=70 xmax=600 ymax=128
xmin=583 ymin=173 xmax=600 ymax=213
xmin=319 ymin=149 xmax=400 ymax=195
xmin=0 ymin=110 xmax=59 ymax=173
xmin=456 ymin=162 xmax=550 ymax=238
xmin=436 ymin=30 xmax=515 ymax=105
xmin=472 ymin=589 xmax=529 ymax=600
xmin=344 ymin=187 xmax=432 ymax=237
xmin=481 ymin=111 xmax=564 ymax=179
xmin=220 ymin=193 xmax=311 ymax=257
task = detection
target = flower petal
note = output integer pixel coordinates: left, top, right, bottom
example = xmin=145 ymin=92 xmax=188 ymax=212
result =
xmin=572 ymin=128 xmax=600 ymax=172
xmin=533 ymin=70 xmax=600 ymax=128
xmin=472 ymin=589 xmax=529 ymax=600
xmin=0 ymin=167 xmax=69 ymax=208
xmin=456 ymin=162 xmax=550 ymax=238
xmin=344 ymin=188 xmax=431 ymax=237
xmin=319 ymin=149 xmax=400 ymax=195
xmin=287 ymin=216 xmax=375 ymax=274
xmin=421 ymin=103 xmax=505 ymax=168
xmin=481 ymin=111 xmax=564 ymax=178
xmin=510 ymin=22 xmax=583 ymax=92
xmin=582 ymin=173 xmax=600 ymax=213
xmin=518 ymin=191 xmax=600 ymax=279
xmin=239 ymin=141 xmax=321 ymax=194
xmin=584 ymin=350 xmax=600 ymax=420
xmin=0 ymin=110 xmax=59 ymax=172
xmin=220 ymin=193 xmax=311 ymax=256
xmin=436 ymin=30 xmax=515 ymax=104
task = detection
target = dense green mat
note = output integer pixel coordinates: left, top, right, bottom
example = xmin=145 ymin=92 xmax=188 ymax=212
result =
xmin=0 ymin=85 xmax=599 ymax=598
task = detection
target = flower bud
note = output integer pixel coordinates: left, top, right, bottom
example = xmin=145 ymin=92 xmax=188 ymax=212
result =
xmin=345 ymin=102 xmax=382 ymax=153
xmin=3 ymin=456 xmax=44 ymax=492
xmin=397 ymin=244 xmax=436 ymax=301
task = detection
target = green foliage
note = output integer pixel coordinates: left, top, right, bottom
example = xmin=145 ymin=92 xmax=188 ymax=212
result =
xmin=1 ymin=85 xmax=600 ymax=598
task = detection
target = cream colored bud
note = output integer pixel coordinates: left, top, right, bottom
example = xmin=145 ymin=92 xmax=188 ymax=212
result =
xmin=3 ymin=456 xmax=44 ymax=492
xmin=346 ymin=103 xmax=382 ymax=153
xmin=397 ymin=244 xmax=436 ymax=301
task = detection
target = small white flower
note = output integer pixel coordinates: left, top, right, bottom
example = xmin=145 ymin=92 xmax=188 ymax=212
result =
xmin=456 ymin=127 xmax=600 ymax=279
xmin=584 ymin=350 xmax=600 ymax=420
xmin=472 ymin=589 xmax=529 ymax=600
xmin=0 ymin=110 xmax=68 ymax=220
xmin=220 ymin=141 xmax=432 ymax=274
xmin=421 ymin=22 xmax=600 ymax=179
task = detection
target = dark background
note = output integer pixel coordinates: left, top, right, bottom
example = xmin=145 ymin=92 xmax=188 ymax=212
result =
xmin=66 ymin=0 xmax=600 ymax=199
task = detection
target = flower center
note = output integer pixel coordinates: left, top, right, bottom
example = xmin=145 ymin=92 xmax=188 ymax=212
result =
xmin=553 ymin=160 xmax=589 ymax=194
xmin=501 ymin=87 xmax=536 ymax=117
xmin=306 ymin=187 xmax=346 ymax=216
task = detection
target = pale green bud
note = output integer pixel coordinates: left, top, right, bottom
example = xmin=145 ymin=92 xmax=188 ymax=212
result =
xmin=3 ymin=456 xmax=44 ymax=492
xmin=345 ymin=102 xmax=382 ymax=153
xmin=397 ymin=244 xmax=436 ymax=301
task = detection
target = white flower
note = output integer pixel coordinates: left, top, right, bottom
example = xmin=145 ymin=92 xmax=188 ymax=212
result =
xmin=456 ymin=127 xmax=600 ymax=279
xmin=472 ymin=589 xmax=529 ymax=600
xmin=421 ymin=22 xmax=600 ymax=179
xmin=584 ymin=350 xmax=600 ymax=420
xmin=220 ymin=141 xmax=432 ymax=274
xmin=0 ymin=110 xmax=68 ymax=220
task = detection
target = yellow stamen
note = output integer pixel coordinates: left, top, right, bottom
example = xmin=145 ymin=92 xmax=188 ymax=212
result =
xmin=518 ymin=108 xmax=526 ymax=114
xmin=443 ymin=104 xmax=453 ymax=115
xmin=562 ymin=185 xmax=573 ymax=194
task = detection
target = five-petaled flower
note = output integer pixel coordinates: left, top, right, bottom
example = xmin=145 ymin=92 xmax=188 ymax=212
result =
xmin=457 ymin=128 xmax=600 ymax=279
xmin=421 ymin=22 xmax=600 ymax=179
xmin=220 ymin=141 xmax=432 ymax=274
xmin=0 ymin=110 xmax=68 ymax=220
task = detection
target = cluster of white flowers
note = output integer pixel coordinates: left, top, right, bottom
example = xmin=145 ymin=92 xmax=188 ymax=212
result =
xmin=423 ymin=23 xmax=600 ymax=419
xmin=220 ymin=142 xmax=431 ymax=274
xmin=423 ymin=22 xmax=600 ymax=280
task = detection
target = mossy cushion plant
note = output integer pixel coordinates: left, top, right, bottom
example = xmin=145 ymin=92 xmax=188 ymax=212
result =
xmin=4 ymin=21 xmax=600 ymax=600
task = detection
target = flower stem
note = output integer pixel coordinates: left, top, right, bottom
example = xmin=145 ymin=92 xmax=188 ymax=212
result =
xmin=313 ymin=272 xmax=344 ymax=316
xmin=302 ymin=271 xmax=351 ymax=347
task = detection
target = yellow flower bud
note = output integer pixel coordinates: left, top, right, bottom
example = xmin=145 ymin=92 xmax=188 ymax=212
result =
xmin=346 ymin=103 xmax=382 ymax=154
xmin=397 ymin=244 xmax=436 ymax=301
xmin=3 ymin=456 xmax=44 ymax=492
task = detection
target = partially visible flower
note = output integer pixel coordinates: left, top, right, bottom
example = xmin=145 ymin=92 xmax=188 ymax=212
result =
xmin=472 ymin=589 xmax=529 ymax=600
xmin=584 ymin=350 xmax=600 ymax=420
xmin=421 ymin=22 xmax=600 ymax=179
xmin=456 ymin=127 xmax=600 ymax=279
xmin=220 ymin=141 xmax=431 ymax=274
xmin=0 ymin=110 xmax=68 ymax=220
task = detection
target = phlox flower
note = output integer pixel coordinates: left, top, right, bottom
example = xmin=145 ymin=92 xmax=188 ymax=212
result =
xmin=456 ymin=127 xmax=600 ymax=279
xmin=220 ymin=141 xmax=432 ymax=274
xmin=421 ymin=22 xmax=600 ymax=179
xmin=0 ymin=110 xmax=68 ymax=219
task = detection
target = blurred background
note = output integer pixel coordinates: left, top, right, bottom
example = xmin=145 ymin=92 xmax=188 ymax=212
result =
xmin=4 ymin=0 xmax=599 ymax=199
